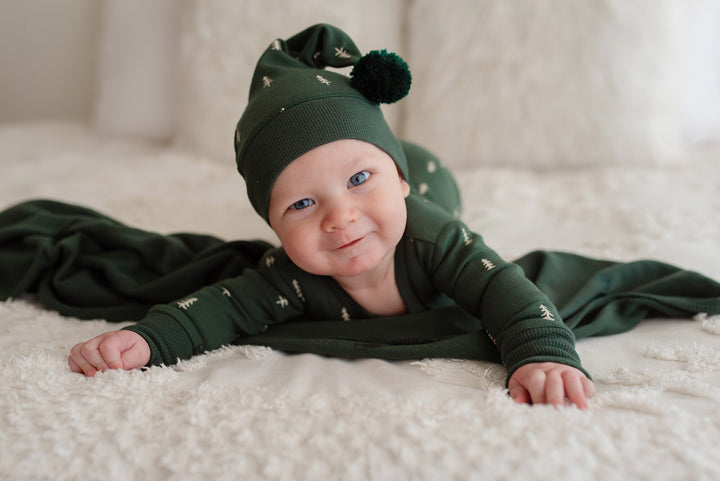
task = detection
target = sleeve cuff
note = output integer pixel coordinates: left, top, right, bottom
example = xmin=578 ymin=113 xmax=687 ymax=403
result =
xmin=500 ymin=325 xmax=590 ymax=384
xmin=121 ymin=308 xmax=199 ymax=367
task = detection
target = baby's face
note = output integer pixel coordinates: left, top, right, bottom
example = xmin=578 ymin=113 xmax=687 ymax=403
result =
xmin=268 ymin=139 xmax=410 ymax=280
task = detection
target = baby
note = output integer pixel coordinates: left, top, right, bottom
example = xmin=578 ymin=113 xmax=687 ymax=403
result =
xmin=68 ymin=24 xmax=595 ymax=408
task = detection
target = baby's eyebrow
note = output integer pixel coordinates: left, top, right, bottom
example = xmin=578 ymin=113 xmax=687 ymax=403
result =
xmin=346 ymin=151 xmax=374 ymax=166
xmin=344 ymin=155 xmax=380 ymax=174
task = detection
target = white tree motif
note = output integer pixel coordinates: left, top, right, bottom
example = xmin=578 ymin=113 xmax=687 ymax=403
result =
xmin=334 ymin=46 xmax=351 ymax=59
xmin=316 ymin=75 xmax=331 ymax=86
xmin=271 ymin=39 xmax=281 ymax=51
xmin=177 ymin=298 xmax=198 ymax=310
xmin=341 ymin=307 xmax=351 ymax=321
xmin=292 ymin=279 xmax=305 ymax=302
xmin=276 ymin=296 xmax=289 ymax=308
xmin=461 ymin=228 xmax=473 ymax=246
xmin=481 ymin=259 xmax=496 ymax=270
xmin=539 ymin=304 xmax=555 ymax=321
xmin=262 ymin=76 xmax=273 ymax=88
xmin=265 ymin=256 xmax=275 ymax=268
xmin=221 ymin=288 xmax=231 ymax=297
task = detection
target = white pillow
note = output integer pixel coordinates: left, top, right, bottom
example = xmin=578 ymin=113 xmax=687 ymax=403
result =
xmin=172 ymin=0 xmax=405 ymax=162
xmin=403 ymin=0 xmax=720 ymax=168
xmin=94 ymin=0 xmax=178 ymax=141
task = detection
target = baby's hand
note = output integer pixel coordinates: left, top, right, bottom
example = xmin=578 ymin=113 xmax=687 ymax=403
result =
xmin=68 ymin=330 xmax=150 ymax=377
xmin=508 ymin=362 xmax=595 ymax=409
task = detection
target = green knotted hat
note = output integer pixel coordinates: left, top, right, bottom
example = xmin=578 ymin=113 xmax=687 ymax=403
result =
xmin=234 ymin=23 xmax=412 ymax=221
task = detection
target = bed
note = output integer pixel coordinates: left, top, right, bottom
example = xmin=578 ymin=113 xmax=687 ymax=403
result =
xmin=2 ymin=1 xmax=720 ymax=480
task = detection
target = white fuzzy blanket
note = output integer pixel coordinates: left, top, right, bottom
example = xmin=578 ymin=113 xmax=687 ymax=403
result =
xmin=2 ymin=122 xmax=720 ymax=480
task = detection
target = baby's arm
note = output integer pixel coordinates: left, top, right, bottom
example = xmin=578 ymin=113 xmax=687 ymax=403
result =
xmin=68 ymin=330 xmax=150 ymax=377
xmin=508 ymin=362 xmax=595 ymax=409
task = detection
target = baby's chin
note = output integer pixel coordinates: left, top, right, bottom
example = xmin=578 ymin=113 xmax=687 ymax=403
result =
xmin=291 ymin=254 xmax=384 ymax=280
xmin=297 ymin=261 xmax=375 ymax=279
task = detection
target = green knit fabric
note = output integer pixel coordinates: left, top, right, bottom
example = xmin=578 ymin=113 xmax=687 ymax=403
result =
xmin=220 ymin=251 xmax=720 ymax=366
xmin=0 ymin=200 xmax=271 ymax=322
xmin=2 ymin=197 xmax=719 ymax=377
xmin=111 ymin=191 xmax=589 ymax=380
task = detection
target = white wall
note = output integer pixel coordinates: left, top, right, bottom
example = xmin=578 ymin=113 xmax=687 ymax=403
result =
xmin=0 ymin=0 xmax=99 ymax=123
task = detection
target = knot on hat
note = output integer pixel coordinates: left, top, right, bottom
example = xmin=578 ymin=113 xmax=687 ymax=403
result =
xmin=351 ymin=50 xmax=412 ymax=104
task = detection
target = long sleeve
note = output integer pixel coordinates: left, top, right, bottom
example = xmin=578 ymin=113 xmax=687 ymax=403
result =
xmin=123 ymin=248 xmax=308 ymax=366
xmin=399 ymin=195 xmax=588 ymax=379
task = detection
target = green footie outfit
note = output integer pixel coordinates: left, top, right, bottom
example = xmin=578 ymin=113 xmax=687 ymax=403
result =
xmin=1 ymin=143 xmax=719 ymax=379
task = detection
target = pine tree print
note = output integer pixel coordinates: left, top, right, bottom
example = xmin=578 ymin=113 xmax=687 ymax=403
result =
xmin=276 ymin=296 xmax=289 ymax=308
xmin=481 ymin=259 xmax=495 ymax=270
xmin=341 ymin=307 xmax=351 ymax=321
xmin=292 ymin=279 xmax=305 ymax=302
xmin=271 ymin=39 xmax=281 ymax=51
xmin=539 ymin=304 xmax=555 ymax=321
xmin=334 ymin=46 xmax=351 ymax=59
xmin=177 ymin=298 xmax=198 ymax=310
xmin=461 ymin=227 xmax=473 ymax=246
xmin=316 ymin=75 xmax=331 ymax=86
xmin=221 ymin=288 xmax=231 ymax=297
xmin=265 ymin=256 xmax=275 ymax=268
xmin=262 ymin=76 xmax=273 ymax=88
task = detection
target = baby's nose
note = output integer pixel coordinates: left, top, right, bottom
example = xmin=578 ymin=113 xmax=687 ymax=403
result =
xmin=321 ymin=200 xmax=358 ymax=232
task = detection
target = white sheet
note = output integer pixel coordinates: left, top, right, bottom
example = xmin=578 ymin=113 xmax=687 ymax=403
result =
xmin=2 ymin=122 xmax=720 ymax=480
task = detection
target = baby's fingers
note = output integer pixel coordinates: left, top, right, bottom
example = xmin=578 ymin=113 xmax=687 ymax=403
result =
xmin=69 ymin=333 xmax=123 ymax=376
xmin=508 ymin=363 xmax=595 ymax=409
xmin=69 ymin=341 xmax=100 ymax=376
xmin=68 ymin=331 xmax=150 ymax=376
xmin=563 ymin=372 xmax=595 ymax=410
xmin=116 ymin=341 xmax=151 ymax=371
xmin=67 ymin=354 xmax=83 ymax=374
xmin=98 ymin=336 xmax=126 ymax=370
xmin=508 ymin=383 xmax=531 ymax=405
xmin=583 ymin=376 xmax=596 ymax=398
xmin=545 ymin=370 xmax=566 ymax=407
xmin=563 ymin=373 xmax=588 ymax=409
xmin=81 ymin=337 xmax=114 ymax=373
xmin=524 ymin=368 xmax=548 ymax=405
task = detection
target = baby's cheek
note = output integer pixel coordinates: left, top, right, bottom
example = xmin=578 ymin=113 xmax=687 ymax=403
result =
xmin=282 ymin=233 xmax=319 ymax=268
xmin=386 ymin=203 xmax=407 ymax=238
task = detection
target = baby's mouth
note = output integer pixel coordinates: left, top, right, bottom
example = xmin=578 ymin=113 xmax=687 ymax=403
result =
xmin=338 ymin=237 xmax=364 ymax=250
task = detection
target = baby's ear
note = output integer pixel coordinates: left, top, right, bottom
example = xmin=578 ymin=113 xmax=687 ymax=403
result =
xmin=400 ymin=178 xmax=411 ymax=198
xmin=396 ymin=166 xmax=411 ymax=198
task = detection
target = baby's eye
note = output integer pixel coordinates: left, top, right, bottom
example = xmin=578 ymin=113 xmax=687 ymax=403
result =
xmin=348 ymin=171 xmax=370 ymax=187
xmin=290 ymin=198 xmax=314 ymax=210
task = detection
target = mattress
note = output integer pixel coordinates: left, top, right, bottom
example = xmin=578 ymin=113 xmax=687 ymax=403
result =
xmin=2 ymin=121 xmax=719 ymax=480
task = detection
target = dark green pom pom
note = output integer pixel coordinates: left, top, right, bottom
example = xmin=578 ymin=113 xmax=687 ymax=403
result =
xmin=350 ymin=50 xmax=411 ymax=104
